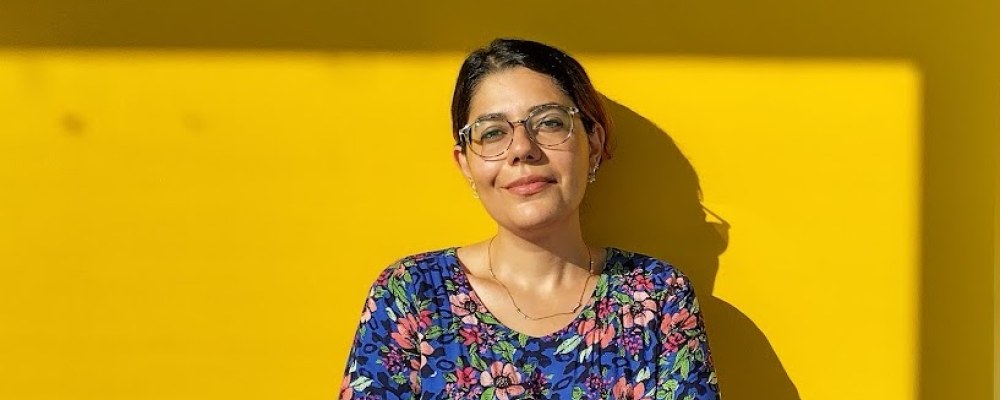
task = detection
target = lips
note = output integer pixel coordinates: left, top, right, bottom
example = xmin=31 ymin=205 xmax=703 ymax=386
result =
xmin=504 ymin=175 xmax=556 ymax=195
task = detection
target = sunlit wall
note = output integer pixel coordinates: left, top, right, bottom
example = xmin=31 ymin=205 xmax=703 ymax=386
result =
xmin=0 ymin=51 xmax=921 ymax=400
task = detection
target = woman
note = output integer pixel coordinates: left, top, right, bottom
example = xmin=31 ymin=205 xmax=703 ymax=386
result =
xmin=340 ymin=38 xmax=720 ymax=400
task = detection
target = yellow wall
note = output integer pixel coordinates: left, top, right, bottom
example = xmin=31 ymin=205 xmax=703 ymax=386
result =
xmin=1 ymin=1 xmax=996 ymax=399
xmin=1 ymin=51 xmax=919 ymax=400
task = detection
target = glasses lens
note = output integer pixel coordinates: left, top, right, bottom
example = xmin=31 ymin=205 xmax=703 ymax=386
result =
xmin=471 ymin=118 xmax=513 ymax=157
xmin=528 ymin=107 xmax=573 ymax=145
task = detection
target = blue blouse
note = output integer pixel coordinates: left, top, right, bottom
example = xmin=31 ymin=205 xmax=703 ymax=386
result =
xmin=340 ymin=247 xmax=720 ymax=400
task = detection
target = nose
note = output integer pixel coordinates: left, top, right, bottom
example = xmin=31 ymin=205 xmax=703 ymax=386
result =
xmin=506 ymin=122 xmax=542 ymax=164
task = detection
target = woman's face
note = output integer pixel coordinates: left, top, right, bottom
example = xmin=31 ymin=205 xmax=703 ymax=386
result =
xmin=454 ymin=67 xmax=605 ymax=233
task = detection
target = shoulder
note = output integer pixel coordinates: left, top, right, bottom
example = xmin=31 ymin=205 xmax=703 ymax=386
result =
xmin=375 ymin=247 xmax=456 ymax=280
xmin=608 ymin=247 xmax=695 ymax=298
xmin=366 ymin=247 xmax=457 ymax=303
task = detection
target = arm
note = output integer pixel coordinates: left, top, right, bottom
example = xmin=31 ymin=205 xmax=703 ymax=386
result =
xmin=655 ymin=270 xmax=721 ymax=400
xmin=340 ymin=260 xmax=425 ymax=400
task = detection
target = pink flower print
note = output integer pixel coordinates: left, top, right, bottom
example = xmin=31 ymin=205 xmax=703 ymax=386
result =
xmin=409 ymin=370 xmax=421 ymax=393
xmin=664 ymin=332 xmax=686 ymax=353
xmin=391 ymin=263 xmax=407 ymax=278
xmin=360 ymin=297 xmax=377 ymax=323
xmin=595 ymin=297 xmax=614 ymax=319
xmin=628 ymin=273 xmax=654 ymax=292
xmin=450 ymin=292 xmax=481 ymax=325
xmin=415 ymin=309 xmax=434 ymax=328
xmin=660 ymin=308 xmax=698 ymax=353
xmin=611 ymin=377 xmax=652 ymax=400
xmin=577 ymin=319 xmax=615 ymax=349
xmin=480 ymin=361 xmax=525 ymax=400
xmin=391 ymin=314 xmax=421 ymax=349
xmin=390 ymin=313 xmax=435 ymax=370
xmin=662 ymin=308 xmax=698 ymax=333
xmin=456 ymin=366 xmax=478 ymax=388
xmin=339 ymin=374 xmax=353 ymax=400
xmin=622 ymin=291 xmax=657 ymax=329
xmin=663 ymin=274 xmax=689 ymax=303
xmin=459 ymin=325 xmax=484 ymax=346
xmin=665 ymin=273 xmax=687 ymax=290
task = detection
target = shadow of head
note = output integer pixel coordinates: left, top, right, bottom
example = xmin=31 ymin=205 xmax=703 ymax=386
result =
xmin=582 ymin=95 xmax=728 ymax=294
xmin=582 ymin=96 xmax=800 ymax=400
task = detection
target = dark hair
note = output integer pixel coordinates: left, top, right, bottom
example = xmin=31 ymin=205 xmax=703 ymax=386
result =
xmin=450 ymin=38 xmax=615 ymax=162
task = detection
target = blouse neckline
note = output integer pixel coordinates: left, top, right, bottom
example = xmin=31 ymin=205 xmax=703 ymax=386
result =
xmin=442 ymin=246 xmax=616 ymax=341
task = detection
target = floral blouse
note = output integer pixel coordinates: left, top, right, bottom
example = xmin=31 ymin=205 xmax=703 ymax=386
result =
xmin=340 ymin=247 xmax=720 ymax=400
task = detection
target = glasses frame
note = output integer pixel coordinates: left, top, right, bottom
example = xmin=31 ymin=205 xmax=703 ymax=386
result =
xmin=458 ymin=105 xmax=581 ymax=160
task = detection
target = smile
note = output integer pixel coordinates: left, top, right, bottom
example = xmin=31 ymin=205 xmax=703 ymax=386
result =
xmin=506 ymin=180 xmax=553 ymax=196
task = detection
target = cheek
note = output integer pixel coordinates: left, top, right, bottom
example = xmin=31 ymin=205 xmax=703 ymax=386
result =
xmin=469 ymin=161 xmax=501 ymax=188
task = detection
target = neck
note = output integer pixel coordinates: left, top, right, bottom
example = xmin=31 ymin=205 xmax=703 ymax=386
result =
xmin=489 ymin=213 xmax=593 ymax=289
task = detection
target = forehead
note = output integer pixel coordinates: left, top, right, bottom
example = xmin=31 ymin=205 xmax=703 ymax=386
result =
xmin=468 ymin=67 xmax=573 ymax=120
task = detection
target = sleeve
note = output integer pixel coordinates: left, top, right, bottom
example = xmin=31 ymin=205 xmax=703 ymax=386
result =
xmin=654 ymin=269 xmax=721 ymax=400
xmin=340 ymin=260 xmax=424 ymax=400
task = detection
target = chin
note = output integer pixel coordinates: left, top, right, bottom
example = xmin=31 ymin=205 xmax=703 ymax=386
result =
xmin=505 ymin=204 xmax=570 ymax=231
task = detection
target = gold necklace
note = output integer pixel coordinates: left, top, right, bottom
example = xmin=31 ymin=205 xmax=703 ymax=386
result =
xmin=486 ymin=236 xmax=596 ymax=320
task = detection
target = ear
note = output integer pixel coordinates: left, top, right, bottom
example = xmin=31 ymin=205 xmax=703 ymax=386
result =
xmin=588 ymin=123 xmax=606 ymax=169
xmin=453 ymin=144 xmax=473 ymax=182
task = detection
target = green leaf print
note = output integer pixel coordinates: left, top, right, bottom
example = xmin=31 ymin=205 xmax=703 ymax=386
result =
xmin=613 ymin=292 xmax=633 ymax=304
xmin=478 ymin=312 xmax=499 ymax=325
xmin=635 ymin=367 xmax=651 ymax=382
xmin=481 ymin=387 xmax=496 ymax=400
xmin=595 ymin=278 xmax=608 ymax=297
xmin=658 ymin=379 xmax=678 ymax=400
xmin=493 ymin=341 xmax=516 ymax=362
xmin=388 ymin=279 xmax=410 ymax=313
xmin=572 ymin=386 xmax=585 ymax=400
xmin=517 ymin=333 xmax=529 ymax=347
xmin=469 ymin=345 xmax=487 ymax=371
xmin=679 ymin=357 xmax=691 ymax=380
xmin=693 ymin=347 xmax=705 ymax=362
xmin=394 ymin=298 xmax=409 ymax=317
xmin=350 ymin=376 xmax=374 ymax=391
xmin=671 ymin=345 xmax=690 ymax=376
xmin=554 ymin=335 xmax=583 ymax=355
xmin=425 ymin=325 xmax=443 ymax=340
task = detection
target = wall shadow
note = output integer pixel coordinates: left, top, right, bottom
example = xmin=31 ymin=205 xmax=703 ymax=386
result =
xmin=582 ymin=97 xmax=800 ymax=399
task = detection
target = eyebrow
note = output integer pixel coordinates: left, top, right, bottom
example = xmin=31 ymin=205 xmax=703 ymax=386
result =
xmin=472 ymin=102 xmax=564 ymax=122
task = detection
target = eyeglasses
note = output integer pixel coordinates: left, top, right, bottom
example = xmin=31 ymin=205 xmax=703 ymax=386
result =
xmin=458 ymin=104 xmax=580 ymax=160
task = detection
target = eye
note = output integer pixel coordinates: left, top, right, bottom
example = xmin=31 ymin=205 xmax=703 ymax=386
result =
xmin=541 ymin=119 xmax=564 ymax=128
xmin=535 ymin=117 xmax=566 ymax=131
xmin=480 ymin=128 xmax=506 ymax=141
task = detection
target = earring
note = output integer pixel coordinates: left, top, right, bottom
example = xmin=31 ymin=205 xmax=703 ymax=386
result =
xmin=469 ymin=180 xmax=479 ymax=198
xmin=588 ymin=166 xmax=599 ymax=183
